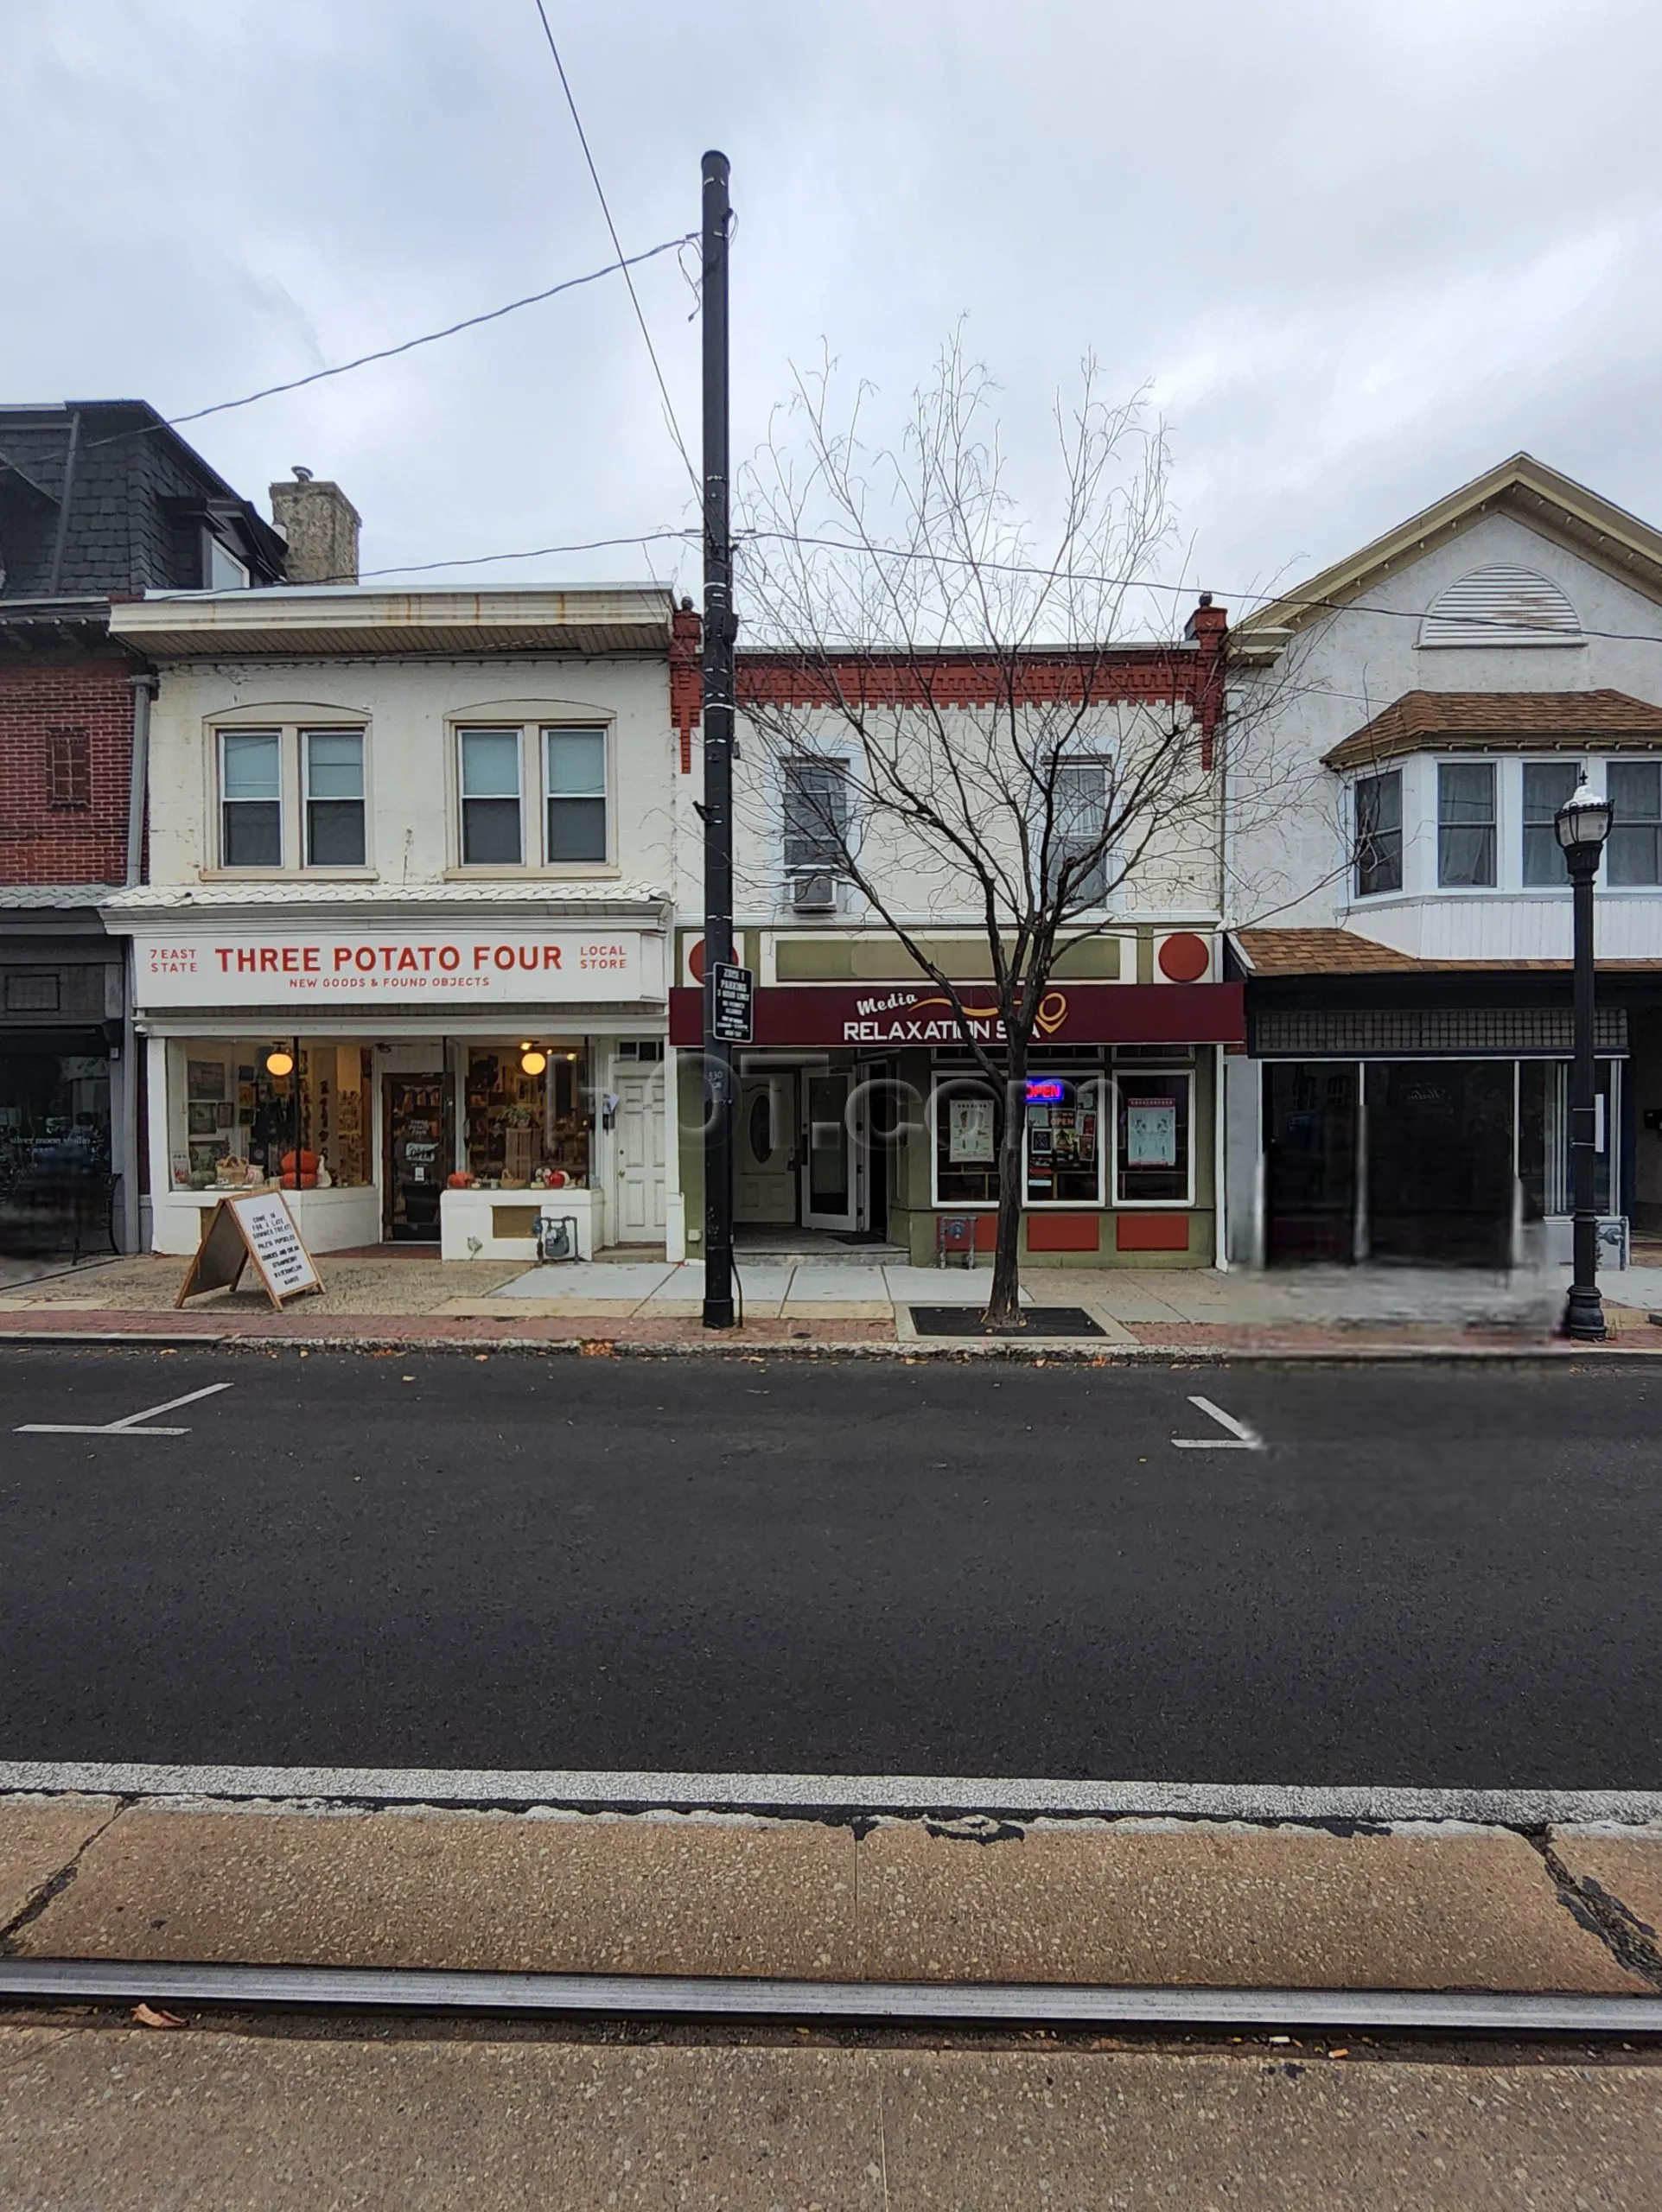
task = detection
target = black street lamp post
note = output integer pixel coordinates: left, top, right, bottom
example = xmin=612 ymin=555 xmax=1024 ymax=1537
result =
xmin=1554 ymin=782 xmax=1613 ymax=1343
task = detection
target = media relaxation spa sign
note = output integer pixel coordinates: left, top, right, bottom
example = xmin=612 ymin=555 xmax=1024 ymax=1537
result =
xmin=131 ymin=927 xmax=659 ymax=1007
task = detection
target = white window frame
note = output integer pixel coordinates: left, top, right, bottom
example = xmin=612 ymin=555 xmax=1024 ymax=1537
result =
xmin=1042 ymin=755 xmax=1118 ymax=912
xmin=301 ymin=728 xmax=368 ymax=871
xmin=1435 ymin=757 xmax=1500 ymax=890
xmin=1351 ymin=766 xmax=1404 ymax=899
xmin=217 ymin=728 xmax=285 ymax=871
xmin=456 ymin=726 xmax=525 ymax=869
xmin=927 ymin=1071 xmax=1001 ymax=1211
xmin=780 ymin=754 xmax=853 ymax=883
xmin=541 ymin=723 xmax=611 ymax=868
xmin=1022 ymin=1070 xmax=1106 ymax=1208
xmin=1111 ymin=1066 xmax=1196 ymax=1209
xmin=1605 ymin=757 xmax=1662 ymax=889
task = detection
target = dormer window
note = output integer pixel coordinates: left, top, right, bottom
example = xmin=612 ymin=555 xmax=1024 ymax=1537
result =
xmin=202 ymin=529 xmax=249 ymax=591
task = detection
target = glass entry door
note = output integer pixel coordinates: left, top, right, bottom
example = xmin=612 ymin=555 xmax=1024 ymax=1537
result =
xmin=802 ymin=1071 xmax=861 ymax=1231
xmin=384 ymin=1074 xmax=449 ymax=1241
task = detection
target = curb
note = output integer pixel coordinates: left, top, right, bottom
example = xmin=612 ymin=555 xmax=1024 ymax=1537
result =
xmin=0 ymin=1326 xmax=1653 ymax=1365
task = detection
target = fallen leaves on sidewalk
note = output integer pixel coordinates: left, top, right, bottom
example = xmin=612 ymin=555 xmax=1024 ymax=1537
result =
xmin=132 ymin=2004 xmax=185 ymax=2030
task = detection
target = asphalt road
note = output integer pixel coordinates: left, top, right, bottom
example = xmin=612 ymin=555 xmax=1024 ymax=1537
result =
xmin=1 ymin=1346 xmax=1659 ymax=1788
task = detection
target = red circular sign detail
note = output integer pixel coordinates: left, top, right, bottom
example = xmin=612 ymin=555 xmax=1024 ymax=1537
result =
xmin=1157 ymin=931 xmax=1210 ymax=983
xmin=688 ymin=938 xmax=706 ymax=982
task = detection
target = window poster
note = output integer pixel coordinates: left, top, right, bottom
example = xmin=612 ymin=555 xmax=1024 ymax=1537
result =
xmin=949 ymin=1096 xmax=995 ymax=1164
xmin=1124 ymin=1096 xmax=1179 ymax=1168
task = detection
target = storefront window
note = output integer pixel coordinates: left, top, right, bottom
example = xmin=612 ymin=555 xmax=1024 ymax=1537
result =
xmin=171 ymin=1044 xmax=373 ymax=1191
xmin=465 ymin=1047 xmax=590 ymax=1186
xmin=0 ymin=1050 xmax=111 ymax=1249
xmin=1519 ymin=1058 xmax=1615 ymax=1217
xmin=933 ymin=1076 xmax=1002 ymax=1205
xmin=1023 ymin=1075 xmax=1103 ymax=1204
xmin=1115 ymin=1071 xmax=1192 ymax=1205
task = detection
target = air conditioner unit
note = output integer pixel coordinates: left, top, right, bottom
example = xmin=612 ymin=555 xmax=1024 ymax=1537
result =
xmin=791 ymin=871 xmax=837 ymax=913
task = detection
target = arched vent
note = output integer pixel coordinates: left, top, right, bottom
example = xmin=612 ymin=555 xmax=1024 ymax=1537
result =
xmin=1419 ymin=564 xmax=1582 ymax=647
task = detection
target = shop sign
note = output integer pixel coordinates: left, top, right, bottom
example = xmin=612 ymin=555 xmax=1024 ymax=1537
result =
xmin=131 ymin=927 xmax=659 ymax=1007
xmin=175 ymin=1188 xmax=323 ymax=1310
xmin=668 ymin=981 xmax=1244 ymax=1049
xmin=709 ymin=962 xmax=754 ymax=1044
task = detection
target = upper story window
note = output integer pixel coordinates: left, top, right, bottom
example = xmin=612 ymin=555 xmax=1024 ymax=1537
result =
xmin=1418 ymin=565 xmax=1582 ymax=649
xmin=1608 ymin=761 xmax=1662 ymax=886
xmin=303 ymin=730 xmax=366 ymax=866
xmin=1437 ymin=761 xmax=1496 ymax=887
xmin=216 ymin=725 xmax=367 ymax=871
xmin=1353 ymin=769 xmax=1403 ymax=896
xmin=455 ymin=723 xmax=612 ymax=868
xmin=220 ymin=730 xmax=282 ymax=867
xmin=782 ymin=757 xmax=850 ymax=875
xmin=544 ymin=727 xmax=608 ymax=861
xmin=1047 ymin=759 xmax=1113 ymax=907
xmin=458 ymin=728 xmax=524 ymax=865
xmin=202 ymin=530 xmax=250 ymax=591
xmin=1522 ymin=760 xmax=1582 ymax=886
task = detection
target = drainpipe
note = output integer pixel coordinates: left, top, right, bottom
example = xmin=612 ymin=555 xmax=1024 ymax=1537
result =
xmin=118 ymin=671 xmax=157 ymax=1253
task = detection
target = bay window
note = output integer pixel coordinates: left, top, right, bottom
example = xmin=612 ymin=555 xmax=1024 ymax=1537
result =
xmin=1437 ymin=761 xmax=1496 ymax=887
xmin=1608 ymin=760 xmax=1662 ymax=885
xmin=1522 ymin=760 xmax=1582 ymax=886
xmin=1353 ymin=769 xmax=1402 ymax=895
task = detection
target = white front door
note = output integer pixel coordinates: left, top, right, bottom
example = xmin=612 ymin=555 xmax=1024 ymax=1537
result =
xmin=611 ymin=1069 xmax=667 ymax=1243
xmin=736 ymin=1073 xmax=799 ymax=1223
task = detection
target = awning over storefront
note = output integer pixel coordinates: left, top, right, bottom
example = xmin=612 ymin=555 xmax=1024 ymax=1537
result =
xmin=668 ymin=982 xmax=1245 ymax=1049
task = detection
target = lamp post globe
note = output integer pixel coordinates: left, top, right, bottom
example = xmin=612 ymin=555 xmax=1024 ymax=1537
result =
xmin=1554 ymin=782 xmax=1612 ymax=1343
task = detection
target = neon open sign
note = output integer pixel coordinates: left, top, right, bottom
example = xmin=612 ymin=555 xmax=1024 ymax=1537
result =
xmin=1025 ymin=1078 xmax=1067 ymax=1104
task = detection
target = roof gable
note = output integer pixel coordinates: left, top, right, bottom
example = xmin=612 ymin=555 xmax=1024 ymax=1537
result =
xmin=1234 ymin=454 xmax=1662 ymax=655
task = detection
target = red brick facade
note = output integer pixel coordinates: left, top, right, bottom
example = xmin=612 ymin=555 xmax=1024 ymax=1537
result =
xmin=0 ymin=658 xmax=135 ymax=884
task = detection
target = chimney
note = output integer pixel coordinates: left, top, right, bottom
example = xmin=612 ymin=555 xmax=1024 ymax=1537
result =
xmin=270 ymin=470 xmax=360 ymax=585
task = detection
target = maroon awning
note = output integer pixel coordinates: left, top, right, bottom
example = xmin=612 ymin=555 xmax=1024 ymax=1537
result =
xmin=668 ymin=981 xmax=1244 ymax=1049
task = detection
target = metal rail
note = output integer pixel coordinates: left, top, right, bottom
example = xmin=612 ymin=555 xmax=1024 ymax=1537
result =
xmin=2 ymin=1960 xmax=1658 ymax=2034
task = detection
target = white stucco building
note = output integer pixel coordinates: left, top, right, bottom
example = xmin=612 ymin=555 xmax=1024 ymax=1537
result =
xmin=1222 ymin=455 xmax=1662 ymax=1268
xmin=102 ymin=585 xmax=684 ymax=1258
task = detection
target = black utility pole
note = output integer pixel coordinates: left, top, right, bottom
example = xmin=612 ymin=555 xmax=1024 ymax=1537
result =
xmin=700 ymin=149 xmax=737 ymax=1329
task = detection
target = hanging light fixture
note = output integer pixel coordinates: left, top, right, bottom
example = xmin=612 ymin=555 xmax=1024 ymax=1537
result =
xmin=519 ymin=1045 xmax=548 ymax=1076
xmin=264 ymin=1046 xmax=295 ymax=1078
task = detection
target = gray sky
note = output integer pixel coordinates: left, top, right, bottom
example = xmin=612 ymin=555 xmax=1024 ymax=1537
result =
xmin=7 ymin=0 xmax=1661 ymax=620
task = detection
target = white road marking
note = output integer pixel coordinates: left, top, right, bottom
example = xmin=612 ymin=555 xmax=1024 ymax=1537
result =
xmin=0 ymin=1759 xmax=1658 ymax=1827
xmin=16 ymin=1381 xmax=234 ymax=1438
xmin=1172 ymin=1395 xmax=1264 ymax=1452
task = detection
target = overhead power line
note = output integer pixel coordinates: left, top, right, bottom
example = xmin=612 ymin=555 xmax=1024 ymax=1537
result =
xmin=89 ymin=238 xmax=695 ymax=447
xmin=529 ymin=0 xmax=700 ymax=499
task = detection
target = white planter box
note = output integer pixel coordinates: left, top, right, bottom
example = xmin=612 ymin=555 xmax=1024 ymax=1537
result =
xmin=150 ymin=1184 xmax=381 ymax=1257
xmin=440 ymin=1185 xmax=600 ymax=1262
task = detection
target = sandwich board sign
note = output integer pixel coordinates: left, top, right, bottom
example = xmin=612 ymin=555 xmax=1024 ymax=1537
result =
xmin=176 ymin=1189 xmax=324 ymax=1311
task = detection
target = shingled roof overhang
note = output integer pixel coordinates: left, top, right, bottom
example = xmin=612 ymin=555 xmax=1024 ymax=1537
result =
xmin=1322 ymin=690 xmax=1662 ymax=772
xmin=1231 ymin=926 xmax=1662 ymax=979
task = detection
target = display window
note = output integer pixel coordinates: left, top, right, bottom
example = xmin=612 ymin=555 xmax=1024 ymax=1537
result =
xmin=169 ymin=1042 xmax=373 ymax=1192
xmin=463 ymin=1046 xmax=591 ymax=1189
xmin=931 ymin=1075 xmax=1003 ymax=1205
xmin=0 ymin=1050 xmax=112 ymax=1248
xmin=1023 ymin=1075 xmax=1104 ymax=1205
xmin=1114 ymin=1070 xmax=1193 ymax=1205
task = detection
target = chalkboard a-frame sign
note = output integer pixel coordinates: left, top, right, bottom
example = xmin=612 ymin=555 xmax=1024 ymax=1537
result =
xmin=176 ymin=1190 xmax=325 ymax=1311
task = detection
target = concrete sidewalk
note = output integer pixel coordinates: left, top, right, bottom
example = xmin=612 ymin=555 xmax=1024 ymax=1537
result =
xmin=5 ymin=2025 xmax=1660 ymax=2210
xmin=3 ymin=1249 xmax=1658 ymax=1354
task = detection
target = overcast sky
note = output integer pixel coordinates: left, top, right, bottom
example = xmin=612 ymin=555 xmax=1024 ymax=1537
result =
xmin=7 ymin=0 xmax=1662 ymax=621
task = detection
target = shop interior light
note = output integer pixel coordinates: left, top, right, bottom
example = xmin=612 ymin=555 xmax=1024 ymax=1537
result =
xmin=519 ymin=1047 xmax=548 ymax=1076
xmin=264 ymin=1047 xmax=295 ymax=1078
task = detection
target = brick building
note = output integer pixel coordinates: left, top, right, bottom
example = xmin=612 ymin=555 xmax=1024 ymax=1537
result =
xmin=0 ymin=403 xmax=284 ymax=1253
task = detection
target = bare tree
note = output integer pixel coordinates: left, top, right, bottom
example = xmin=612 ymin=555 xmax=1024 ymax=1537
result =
xmin=733 ymin=334 xmax=1254 ymax=1326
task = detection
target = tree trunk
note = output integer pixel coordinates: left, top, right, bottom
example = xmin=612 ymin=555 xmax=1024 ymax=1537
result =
xmin=984 ymin=1036 xmax=1028 ymax=1328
